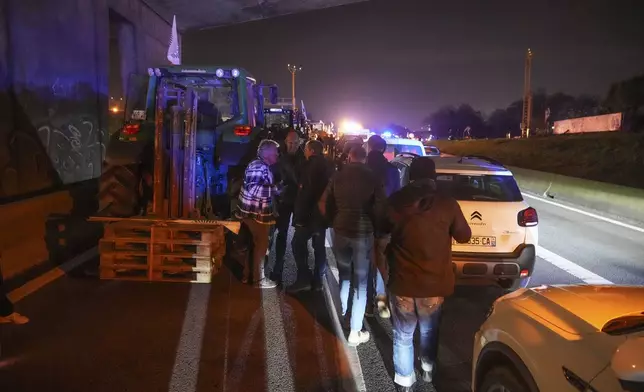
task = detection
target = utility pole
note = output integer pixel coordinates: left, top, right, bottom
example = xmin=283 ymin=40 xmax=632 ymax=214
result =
xmin=287 ymin=64 xmax=302 ymax=110
xmin=521 ymin=48 xmax=533 ymax=138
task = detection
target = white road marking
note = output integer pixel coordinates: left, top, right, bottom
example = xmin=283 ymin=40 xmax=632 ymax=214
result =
xmin=522 ymin=192 xmax=644 ymax=234
xmin=323 ymin=233 xmax=367 ymax=392
xmin=537 ymin=246 xmax=614 ymax=285
xmin=169 ymin=284 xmax=211 ymax=392
xmin=262 ymin=289 xmax=296 ymax=392
xmin=9 ymin=246 xmax=98 ymax=303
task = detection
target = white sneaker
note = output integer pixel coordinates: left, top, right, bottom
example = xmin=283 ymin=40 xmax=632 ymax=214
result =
xmin=347 ymin=330 xmax=370 ymax=346
xmin=421 ymin=359 xmax=434 ymax=382
xmin=377 ymin=300 xmax=391 ymax=319
xmin=0 ymin=312 xmax=29 ymax=325
xmin=255 ymin=277 xmax=278 ymax=289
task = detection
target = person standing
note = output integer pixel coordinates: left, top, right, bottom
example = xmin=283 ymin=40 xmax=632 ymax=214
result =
xmin=0 ymin=254 xmax=29 ymax=324
xmin=386 ymin=157 xmax=471 ymax=391
xmin=269 ymin=130 xmax=304 ymax=284
xmin=319 ymin=146 xmax=386 ymax=346
xmin=289 ymin=140 xmax=335 ymax=292
xmin=365 ymin=135 xmax=401 ymax=319
xmin=236 ymin=140 xmax=282 ymax=289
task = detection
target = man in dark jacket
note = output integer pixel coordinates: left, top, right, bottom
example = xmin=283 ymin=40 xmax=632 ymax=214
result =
xmin=319 ymin=146 xmax=387 ymax=347
xmin=289 ymin=140 xmax=335 ymax=292
xmin=269 ymin=130 xmax=305 ymax=284
xmin=365 ymin=135 xmax=401 ymax=319
xmin=386 ymin=157 xmax=471 ymax=391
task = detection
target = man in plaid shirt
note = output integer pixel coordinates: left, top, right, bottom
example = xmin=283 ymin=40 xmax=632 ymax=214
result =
xmin=236 ymin=139 xmax=281 ymax=288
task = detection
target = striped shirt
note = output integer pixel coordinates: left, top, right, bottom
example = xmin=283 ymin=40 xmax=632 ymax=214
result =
xmin=236 ymin=158 xmax=277 ymax=224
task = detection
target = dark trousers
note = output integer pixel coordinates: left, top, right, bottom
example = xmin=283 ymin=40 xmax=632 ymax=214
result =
xmin=0 ymin=265 xmax=14 ymax=317
xmin=271 ymin=203 xmax=293 ymax=282
xmin=240 ymin=218 xmax=272 ymax=283
xmin=291 ymin=225 xmax=327 ymax=284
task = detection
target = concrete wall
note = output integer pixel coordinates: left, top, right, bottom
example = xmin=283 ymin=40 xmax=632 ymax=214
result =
xmin=0 ymin=0 xmax=176 ymax=199
xmin=510 ymin=166 xmax=644 ymax=226
xmin=0 ymin=0 xmax=178 ymax=279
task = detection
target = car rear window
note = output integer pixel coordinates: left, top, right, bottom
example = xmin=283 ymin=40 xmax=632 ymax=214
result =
xmin=383 ymin=144 xmax=424 ymax=161
xmin=435 ymin=174 xmax=523 ymax=202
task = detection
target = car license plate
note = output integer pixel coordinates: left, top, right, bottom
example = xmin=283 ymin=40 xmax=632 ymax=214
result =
xmin=454 ymin=236 xmax=496 ymax=247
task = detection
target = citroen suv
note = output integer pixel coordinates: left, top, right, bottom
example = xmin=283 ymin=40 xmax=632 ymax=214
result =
xmin=392 ymin=154 xmax=538 ymax=291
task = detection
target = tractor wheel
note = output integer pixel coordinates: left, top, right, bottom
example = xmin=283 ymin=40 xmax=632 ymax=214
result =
xmin=98 ymin=163 xmax=142 ymax=217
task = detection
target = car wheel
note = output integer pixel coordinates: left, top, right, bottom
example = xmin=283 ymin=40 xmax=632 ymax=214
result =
xmin=479 ymin=366 xmax=531 ymax=392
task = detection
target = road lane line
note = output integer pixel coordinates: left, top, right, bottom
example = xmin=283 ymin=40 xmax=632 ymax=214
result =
xmin=169 ymin=284 xmax=211 ymax=392
xmin=9 ymin=246 xmax=98 ymax=303
xmin=323 ymin=230 xmax=367 ymax=392
xmin=522 ymin=192 xmax=644 ymax=234
xmin=537 ymin=246 xmax=614 ymax=285
xmin=262 ymin=288 xmax=296 ymax=392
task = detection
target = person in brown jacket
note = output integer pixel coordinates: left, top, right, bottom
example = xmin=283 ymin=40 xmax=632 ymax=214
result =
xmin=386 ymin=157 xmax=471 ymax=392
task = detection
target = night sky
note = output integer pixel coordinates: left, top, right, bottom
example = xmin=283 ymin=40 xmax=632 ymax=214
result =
xmin=184 ymin=0 xmax=644 ymax=129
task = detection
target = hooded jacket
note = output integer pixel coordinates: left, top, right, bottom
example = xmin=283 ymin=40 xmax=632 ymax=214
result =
xmin=386 ymin=179 xmax=471 ymax=298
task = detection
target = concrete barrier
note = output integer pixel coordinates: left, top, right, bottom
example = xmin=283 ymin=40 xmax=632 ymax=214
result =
xmin=0 ymin=181 xmax=102 ymax=280
xmin=509 ymin=166 xmax=644 ymax=225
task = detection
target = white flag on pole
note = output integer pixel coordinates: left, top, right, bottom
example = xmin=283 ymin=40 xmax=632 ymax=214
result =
xmin=167 ymin=15 xmax=181 ymax=65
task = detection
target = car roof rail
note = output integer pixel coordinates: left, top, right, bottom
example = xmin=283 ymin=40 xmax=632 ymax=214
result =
xmin=458 ymin=155 xmax=507 ymax=168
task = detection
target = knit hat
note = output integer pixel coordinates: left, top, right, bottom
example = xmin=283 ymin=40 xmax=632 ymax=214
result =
xmin=409 ymin=157 xmax=437 ymax=181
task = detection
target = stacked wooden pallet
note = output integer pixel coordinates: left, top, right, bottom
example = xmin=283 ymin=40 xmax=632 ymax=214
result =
xmin=98 ymin=221 xmax=226 ymax=283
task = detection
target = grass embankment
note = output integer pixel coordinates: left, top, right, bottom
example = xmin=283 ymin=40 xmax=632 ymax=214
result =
xmin=432 ymin=132 xmax=644 ymax=189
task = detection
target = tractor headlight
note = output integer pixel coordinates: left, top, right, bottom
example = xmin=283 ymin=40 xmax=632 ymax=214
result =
xmin=231 ymin=68 xmax=240 ymax=78
xmin=215 ymin=68 xmax=224 ymax=78
xmin=154 ymin=68 xmax=162 ymax=77
xmin=147 ymin=68 xmax=154 ymax=76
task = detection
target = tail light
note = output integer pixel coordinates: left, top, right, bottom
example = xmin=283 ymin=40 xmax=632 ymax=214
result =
xmin=518 ymin=207 xmax=538 ymax=227
xmin=122 ymin=124 xmax=140 ymax=135
xmin=234 ymin=125 xmax=252 ymax=136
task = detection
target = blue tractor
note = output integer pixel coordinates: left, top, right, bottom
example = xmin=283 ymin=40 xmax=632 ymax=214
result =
xmin=99 ymin=66 xmax=278 ymax=219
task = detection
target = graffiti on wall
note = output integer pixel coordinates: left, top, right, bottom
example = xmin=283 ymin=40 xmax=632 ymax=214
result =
xmin=0 ymin=84 xmax=108 ymax=200
xmin=37 ymin=115 xmax=105 ymax=184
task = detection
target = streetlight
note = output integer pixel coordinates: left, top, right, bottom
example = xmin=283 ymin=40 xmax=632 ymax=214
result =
xmin=287 ymin=64 xmax=302 ymax=110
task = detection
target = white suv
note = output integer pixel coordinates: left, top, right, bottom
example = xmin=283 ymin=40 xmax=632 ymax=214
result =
xmin=391 ymin=155 xmax=538 ymax=291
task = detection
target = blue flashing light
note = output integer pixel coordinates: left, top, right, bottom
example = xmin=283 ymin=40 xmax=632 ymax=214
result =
xmin=382 ymin=131 xmax=392 ymax=138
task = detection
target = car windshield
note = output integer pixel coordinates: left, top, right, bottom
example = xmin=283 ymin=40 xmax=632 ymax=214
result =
xmin=435 ymin=173 xmax=523 ymax=202
xmin=384 ymin=144 xmax=424 ymax=160
xmin=265 ymin=112 xmax=291 ymax=128
xmin=165 ymin=75 xmax=238 ymax=128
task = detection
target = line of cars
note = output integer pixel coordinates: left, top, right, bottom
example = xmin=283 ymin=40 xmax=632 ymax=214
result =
xmin=392 ymin=153 xmax=644 ymax=392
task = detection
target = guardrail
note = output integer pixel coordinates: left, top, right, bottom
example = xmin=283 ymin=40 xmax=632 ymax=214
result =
xmin=509 ymin=166 xmax=644 ymax=225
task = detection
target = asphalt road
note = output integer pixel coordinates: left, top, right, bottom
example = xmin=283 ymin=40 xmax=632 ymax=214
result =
xmin=1 ymin=191 xmax=643 ymax=392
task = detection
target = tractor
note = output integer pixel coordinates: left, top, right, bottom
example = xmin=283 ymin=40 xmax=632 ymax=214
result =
xmin=91 ymin=66 xmax=278 ymax=283
xmin=99 ymin=66 xmax=278 ymax=219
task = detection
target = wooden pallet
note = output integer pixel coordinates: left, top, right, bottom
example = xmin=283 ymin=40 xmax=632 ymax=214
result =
xmin=97 ymin=220 xmax=226 ymax=283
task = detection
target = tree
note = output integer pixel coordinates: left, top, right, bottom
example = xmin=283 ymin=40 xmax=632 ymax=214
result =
xmin=424 ymin=104 xmax=486 ymax=139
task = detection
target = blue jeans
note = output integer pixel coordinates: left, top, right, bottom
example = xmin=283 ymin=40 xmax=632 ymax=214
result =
xmin=333 ymin=233 xmax=373 ymax=332
xmin=390 ymin=295 xmax=443 ymax=387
